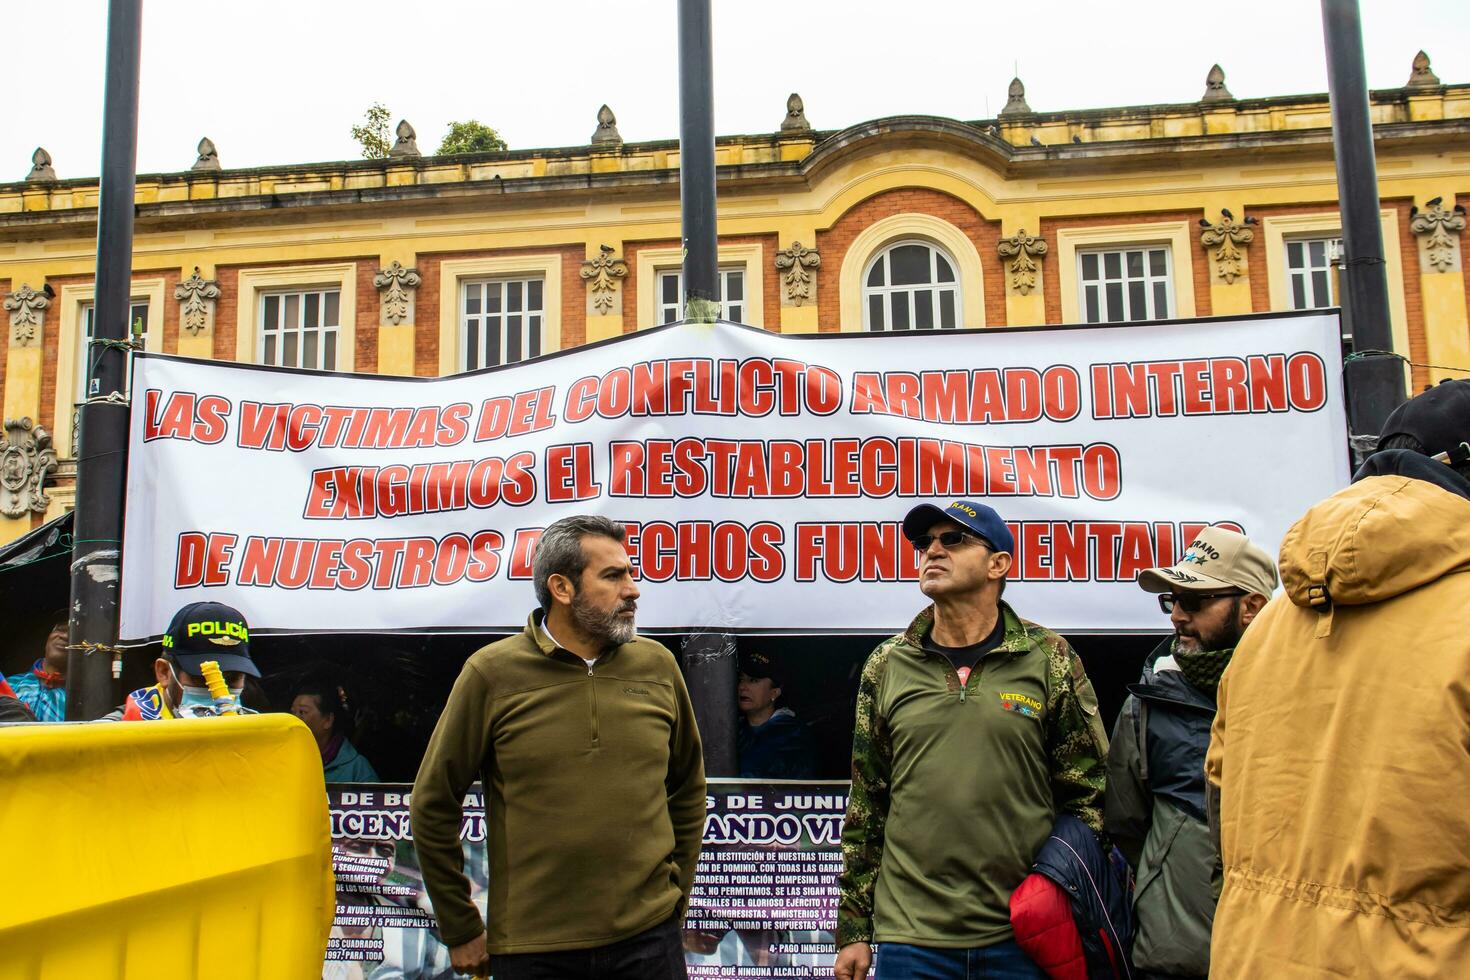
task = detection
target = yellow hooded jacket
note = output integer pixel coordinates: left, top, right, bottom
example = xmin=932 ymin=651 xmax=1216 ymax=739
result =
xmin=1205 ymin=473 xmax=1470 ymax=977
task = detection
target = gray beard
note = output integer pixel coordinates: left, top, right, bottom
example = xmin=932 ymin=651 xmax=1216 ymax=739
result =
xmin=571 ymin=592 xmax=637 ymax=647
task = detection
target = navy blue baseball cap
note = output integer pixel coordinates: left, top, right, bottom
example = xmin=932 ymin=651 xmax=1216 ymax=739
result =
xmin=902 ymin=499 xmax=1015 ymax=554
xmin=162 ymin=601 xmax=259 ymax=678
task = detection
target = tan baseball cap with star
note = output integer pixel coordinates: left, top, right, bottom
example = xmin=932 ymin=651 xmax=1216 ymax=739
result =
xmin=1137 ymin=526 xmax=1279 ymax=598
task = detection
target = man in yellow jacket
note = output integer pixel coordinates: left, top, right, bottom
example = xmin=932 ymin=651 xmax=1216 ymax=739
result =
xmin=1205 ymin=380 xmax=1470 ymax=977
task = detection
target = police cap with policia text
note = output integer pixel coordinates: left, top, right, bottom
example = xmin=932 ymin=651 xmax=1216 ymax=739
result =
xmin=1136 ymin=525 xmax=1278 ymax=598
xmin=162 ymin=601 xmax=259 ymax=677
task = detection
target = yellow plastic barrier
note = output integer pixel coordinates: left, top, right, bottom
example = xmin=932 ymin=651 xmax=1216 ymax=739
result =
xmin=0 ymin=713 xmax=334 ymax=979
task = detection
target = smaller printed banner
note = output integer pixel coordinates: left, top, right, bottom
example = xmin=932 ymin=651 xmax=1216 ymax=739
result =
xmin=323 ymin=780 xmax=849 ymax=979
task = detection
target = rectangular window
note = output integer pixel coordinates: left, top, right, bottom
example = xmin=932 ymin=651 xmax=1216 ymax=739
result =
xmin=77 ymin=299 xmax=150 ymax=400
xmin=656 ymin=268 xmax=747 ymax=324
xmin=1077 ymin=246 xmax=1173 ymax=323
xmin=462 ymin=277 xmax=544 ymax=370
xmin=259 ymin=289 xmax=340 ymax=370
xmin=1285 ymin=237 xmax=1341 ymax=310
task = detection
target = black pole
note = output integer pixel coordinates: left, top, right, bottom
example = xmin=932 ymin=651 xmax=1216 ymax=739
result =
xmin=67 ymin=0 xmax=143 ymax=720
xmin=678 ymin=0 xmax=720 ymax=324
xmin=1321 ymin=0 xmax=1406 ymax=459
xmin=676 ymin=0 xmax=736 ymax=776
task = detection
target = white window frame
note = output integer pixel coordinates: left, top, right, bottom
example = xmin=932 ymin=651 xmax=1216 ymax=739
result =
xmin=1056 ymin=222 xmax=1197 ymax=324
xmin=54 ymin=278 xmax=166 ymax=460
xmin=460 ymin=275 xmax=547 ymax=369
xmin=77 ymin=298 xmax=153 ymax=400
xmin=860 ymin=239 xmax=963 ymax=331
xmin=654 ymin=266 xmax=748 ymax=324
xmin=837 ymin=213 xmax=986 ymax=332
xmin=236 ymin=263 xmax=357 ymax=371
xmin=1075 ymin=245 xmax=1175 ymax=323
xmin=1261 ymin=211 xmax=1410 ymax=366
xmin=1284 ymin=236 xmax=1342 ymax=311
xmin=257 ymin=288 xmax=342 ymax=371
xmin=437 ymin=255 xmax=563 ymax=375
xmin=635 ymin=243 xmax=764 ymax=329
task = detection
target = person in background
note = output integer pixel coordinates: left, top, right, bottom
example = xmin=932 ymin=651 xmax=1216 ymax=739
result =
xmin=291 ymin=675 xmax=380 ymax=783
xmin=1104 ymin=526 xmax=1277 ymax=979
xmin=6 ymin=611 xmax=68 ymax=722
xmin=737 ymin=650 xmax=816 ymax=779
xmin=1 ymin=677 xmax=36 ymax=722
xmin=1206 ymin=379 xmax=1470 ymax=975
xmin=112 ymin=601 xmax=259 ymax=720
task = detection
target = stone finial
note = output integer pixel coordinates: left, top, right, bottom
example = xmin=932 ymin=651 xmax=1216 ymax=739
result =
xmin=4 ymin=283 xmax=50 ymax=347
xmin=192 ymin=137 xmax=221 ymax=171
xmin=591 ymin=105 xmax=622 ymax=147
xmin=781 ymin=93 xmax=812 ymax=132
xmin=579 ymin=245 xmax=629 ymax=313
xmin=1406 ymin=50 xmax=1441 ymax=89
xmin=389 ymin=120 xmax=421 ymax=158
xmin=1410 ymin=199 xmax=1466 ymax=272
xmin=373 ymin=260 xmax=423 ymax=325
xmin=1199 ymin=210 xmax=1257 ymax=284
xmin=174 ymin=267 xmax=221 ymax=335
xmin=774 ymin=241 xmax=821 ymax=305
xmin=999 ymin=77 xmax=1032 ymax=117
xmin=26 ymin=147 xmax=56 ymax=183
xmin=1201 ymin=64 xmax=1234 ymax=103
xmin=0 ymin=418 xmax=58 ymax=518
xmin=997 ymin=230 xmax=1048 ymax=295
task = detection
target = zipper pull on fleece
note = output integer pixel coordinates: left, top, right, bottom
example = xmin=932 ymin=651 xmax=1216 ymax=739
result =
xmin=959 ymin=685 xmax=967 ymax=703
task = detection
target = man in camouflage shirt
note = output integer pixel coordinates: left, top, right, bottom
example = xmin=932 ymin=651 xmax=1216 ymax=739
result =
xmin=834 ymin=499 xmax=1109 ymax=980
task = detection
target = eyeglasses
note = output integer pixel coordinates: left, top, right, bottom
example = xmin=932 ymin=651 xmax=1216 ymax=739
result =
xmin=1158 ymin=591 xmax=1245 ymax=614
xmin=911 ymin=529 xmax=986 ymax=552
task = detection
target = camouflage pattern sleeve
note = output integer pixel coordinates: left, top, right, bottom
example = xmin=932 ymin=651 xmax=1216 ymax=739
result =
xmin=836 ymin=642 xmax=893 ymax=946
xmin=1043 ymin=635 xmax=1110 ymax=832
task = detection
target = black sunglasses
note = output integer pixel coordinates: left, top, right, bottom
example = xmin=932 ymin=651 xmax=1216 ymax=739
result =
xmin=1159 ymin=591 xmax=1245 ymax=614
xmin=911 ymin=529 xmax=987 ymax=552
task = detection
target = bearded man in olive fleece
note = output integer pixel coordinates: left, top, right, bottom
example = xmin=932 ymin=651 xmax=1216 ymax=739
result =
xmin=835 ymin=500 xmax=1109 ymax=980
xmin=411 ymin=515 xmax=706 ymax=980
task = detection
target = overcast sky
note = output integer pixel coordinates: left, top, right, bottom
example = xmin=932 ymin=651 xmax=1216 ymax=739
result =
xmin=6 ymin=0 xmax=1469 ymax=180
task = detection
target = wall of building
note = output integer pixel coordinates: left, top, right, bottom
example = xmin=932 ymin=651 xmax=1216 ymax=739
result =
xmin=1 ymin=80 xmax=1467 ymax=543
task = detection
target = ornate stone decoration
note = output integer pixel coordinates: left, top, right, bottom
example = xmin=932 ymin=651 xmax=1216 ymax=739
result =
xmin=389 ymin=120 xmax=421 ymax=158
xmin=999 ymin=77 xmax=1032 ymax=117
xmin=1199 ymin=210 xmax=1257 ymax=284
xmin=4 ymin=283 xmax=50 ymax=347
xmin=1406 ymin=50 xmax=1440 ymax=89
xmin=1410 ymin=199 xmax=1466 ymax=272
xmin=774 ymin=241 xmax=821 ymax=305
xmin=0 ymin=418 xmax=58 ymax=518
xmin=27 ymin=147 xmax=56 ymax=182
xmin=373 ymin=261 xmax=423 ymax=324
xmin=1201 ymin=64 xmax=1234 ymax=103
xmin=591 ymin=105 xmax=622 ymax=147
xmin=192 ymin=137 xmax=221 ymax=171
xmin=174 ymin=267 xmax=220 ymax=335
xmin=579 ymin=245 xmax=629 ymax=314
xmin=997 ymin=229 xmax=1048 ymax=295
xmin=780 ymin=93 xmax=812 ymax=132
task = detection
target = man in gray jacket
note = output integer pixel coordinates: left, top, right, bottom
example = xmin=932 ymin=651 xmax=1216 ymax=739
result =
xmin=1103 ymin=526 xmax=1276 ymax=979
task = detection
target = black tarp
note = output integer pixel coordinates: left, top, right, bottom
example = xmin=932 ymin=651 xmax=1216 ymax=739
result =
xmin=0 ymin=512 xmax=73 ymax=679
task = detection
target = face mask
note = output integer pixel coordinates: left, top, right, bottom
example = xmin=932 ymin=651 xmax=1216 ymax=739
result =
xmin=170 ymin=666 xmax=242 ymax=711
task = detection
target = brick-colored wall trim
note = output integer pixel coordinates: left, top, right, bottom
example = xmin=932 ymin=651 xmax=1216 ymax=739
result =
xmin=816 ymin=188 xmax=1005 ymax=332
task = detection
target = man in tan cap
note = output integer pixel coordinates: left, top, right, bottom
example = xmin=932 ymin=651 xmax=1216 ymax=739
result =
xmin=1103 ymin=526 xmax=1276 ymax=980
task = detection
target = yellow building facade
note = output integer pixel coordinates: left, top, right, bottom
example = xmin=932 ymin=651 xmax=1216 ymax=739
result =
xmin=1 ymin=61 xmax=1467 ymax=545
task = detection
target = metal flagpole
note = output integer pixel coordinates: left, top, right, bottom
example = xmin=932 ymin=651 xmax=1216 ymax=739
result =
xmin=676 ymin=0 xmax=737 ymax=775
xmin=66 ymin=0 xmax=144 ymax=719
xmin=1320 ymin=0 xmax=1406 ymax=461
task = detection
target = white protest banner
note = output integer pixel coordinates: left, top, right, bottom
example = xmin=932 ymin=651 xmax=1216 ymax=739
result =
xmin=119 ymin=313 xmax=1348 ymax=639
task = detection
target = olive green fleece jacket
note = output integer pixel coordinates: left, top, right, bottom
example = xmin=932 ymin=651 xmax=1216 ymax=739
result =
xmin=410 ymin=613 xmax=707 ymax=954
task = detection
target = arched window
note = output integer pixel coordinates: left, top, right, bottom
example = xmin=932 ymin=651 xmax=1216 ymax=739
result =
xmin=862 ymin=240 xmax=961 ymax=331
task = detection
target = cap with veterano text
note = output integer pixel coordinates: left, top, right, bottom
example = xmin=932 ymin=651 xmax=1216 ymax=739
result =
xmin=902 ymin=499 xmax=1015 ymax=554
xmin=162 ymin=601 xmax=259 ymax=678
xmin=1136 ymin=526 xmax=1278 ymax=598
xmin=738 ymin=650 xmax=786 ymax=688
